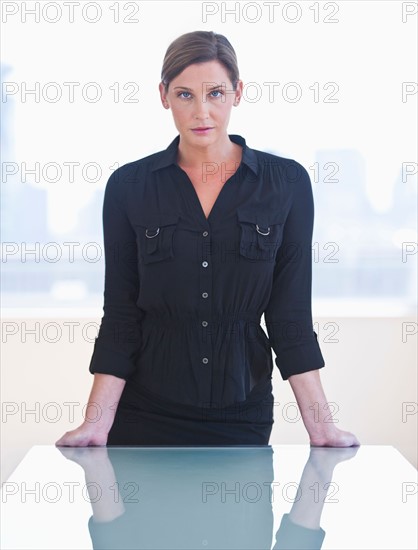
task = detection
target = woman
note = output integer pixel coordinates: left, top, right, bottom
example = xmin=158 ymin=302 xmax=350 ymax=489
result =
xmin=56 ymin=31 xmax=359 ymax=447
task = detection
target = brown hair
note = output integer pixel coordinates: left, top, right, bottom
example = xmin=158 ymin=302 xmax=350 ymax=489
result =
xmin=160 ymin=30 xmax=239 ymax=93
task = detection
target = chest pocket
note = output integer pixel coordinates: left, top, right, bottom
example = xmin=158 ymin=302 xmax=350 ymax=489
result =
xmin=237 ymin=207 xmax=284 ymax=261
xmin=133 ymin=212 xmax=179 ymax=264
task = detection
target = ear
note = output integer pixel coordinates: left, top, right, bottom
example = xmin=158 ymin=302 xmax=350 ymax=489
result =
xmin=234 ymin=79 xmax=244 ymax=106
xmin=159 ymin=82 xmax=169 ymax=108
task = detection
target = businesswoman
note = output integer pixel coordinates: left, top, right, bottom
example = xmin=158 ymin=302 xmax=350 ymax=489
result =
xmin=56 ymin=30 xmax=359 ymax=447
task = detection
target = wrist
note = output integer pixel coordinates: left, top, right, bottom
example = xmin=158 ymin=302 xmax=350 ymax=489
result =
xmin=81 ymin=419 xmax=113 ymax=437
xmin=303 ymin=415 xmax=338 ymax=439
xmin=82 ymin=403 xmax=117 ymax=435
xmin=308 ymin=423 xmax=340 ymax=445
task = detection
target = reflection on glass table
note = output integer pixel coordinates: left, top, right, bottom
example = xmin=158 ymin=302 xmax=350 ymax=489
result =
xmin=1 ymin=445 xmax=417 ymax=550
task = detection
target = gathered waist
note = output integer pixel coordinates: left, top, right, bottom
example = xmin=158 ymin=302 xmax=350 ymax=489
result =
xmin=142 ymin=311 xmax=262 ymax=328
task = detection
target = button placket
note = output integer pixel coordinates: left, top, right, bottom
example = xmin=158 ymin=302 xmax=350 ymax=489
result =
xmin=198 ymin=226 xmax=212 ymax=404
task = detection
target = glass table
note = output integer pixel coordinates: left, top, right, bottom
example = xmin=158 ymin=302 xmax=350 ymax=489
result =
xmin=1 ymin=444 xmax=417 ymax=549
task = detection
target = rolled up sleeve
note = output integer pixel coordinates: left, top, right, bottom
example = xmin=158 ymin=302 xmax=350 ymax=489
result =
xmin=264 ymin=160 xmax=325 ymax=380
xmin=88 ymin=167 xmax=144 ymax=380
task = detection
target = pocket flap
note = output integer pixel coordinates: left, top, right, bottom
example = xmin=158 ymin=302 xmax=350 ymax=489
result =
xmin=133 ymin=211 xmax=180 ymax=229
xmin=133 ymin=211 xmax=179 ymax=261
xmin=237 ymin=207 xmax=285 ymax=260
xmin=237 ymin=207 xmax=284 ymax=227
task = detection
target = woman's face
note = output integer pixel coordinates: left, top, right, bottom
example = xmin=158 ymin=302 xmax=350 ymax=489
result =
xmin=159 ymin=60 xmax=243 ymax=148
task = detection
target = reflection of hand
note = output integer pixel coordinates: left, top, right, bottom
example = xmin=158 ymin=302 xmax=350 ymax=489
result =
xmin=282 ymin=443 xmax=360 ymax=537
xmin=56 ymin=445 xmax=111 ymax=472
xmin=308 ymin=444 xmax=359 ymax=472
xmin=57 ymin=443 xmax=124 ymax=523
xmin=310 ymin=427 xmax=360 ymax=447
xmin=55 ymin=422 xmax=108 ymax=447
xmin=305 ymin=445 xmax=360 ymax=487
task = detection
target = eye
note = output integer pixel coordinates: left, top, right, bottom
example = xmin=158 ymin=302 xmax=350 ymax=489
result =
xmin=210 ymin=89 xmax=223 ymax=98
xmin=177 ymin=91 xmax=192 ymax=99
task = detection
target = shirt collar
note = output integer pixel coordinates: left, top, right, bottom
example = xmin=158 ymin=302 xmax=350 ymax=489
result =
xmin=150 ymin=134 xmax=259 ymax=176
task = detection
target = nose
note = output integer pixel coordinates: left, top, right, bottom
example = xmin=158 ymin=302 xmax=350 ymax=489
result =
xmin=193 ymin=97 xmax=210 ymax=120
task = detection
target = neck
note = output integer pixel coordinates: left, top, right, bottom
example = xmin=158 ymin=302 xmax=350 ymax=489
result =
xmin=176 ymin=133 xmax=240 ymax=169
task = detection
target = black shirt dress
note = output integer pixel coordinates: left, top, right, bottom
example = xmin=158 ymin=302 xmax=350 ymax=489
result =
xmin=88 ymin=134 xmax=325 ymax=445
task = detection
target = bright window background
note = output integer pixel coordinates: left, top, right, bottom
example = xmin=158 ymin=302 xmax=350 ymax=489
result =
xmin=1 ymin=0 xmax=417 ymax=317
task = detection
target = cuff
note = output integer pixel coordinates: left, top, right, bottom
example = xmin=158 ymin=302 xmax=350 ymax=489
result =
xmin=276 ymin=331 xmax=325 ymax=380
xmin=273 ymin=513 xmax=326 ymax=549
xmin=88 ymin=338 xmax=137 ymax=380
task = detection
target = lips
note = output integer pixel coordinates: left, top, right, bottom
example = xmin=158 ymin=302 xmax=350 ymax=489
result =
xmin=192 ymin=127 xmax=213 ymax=130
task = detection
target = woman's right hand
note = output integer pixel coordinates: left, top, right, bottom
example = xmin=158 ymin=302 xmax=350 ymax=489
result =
xmin=55 ymin=373 xmax=125 ymax=447
xmin=55 ymin=372 xmax=125 ymax=447
xmin=55 ymin=422 xmax=109 ymax=447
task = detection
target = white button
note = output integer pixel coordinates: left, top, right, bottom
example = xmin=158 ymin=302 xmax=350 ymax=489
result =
xmin=203 ymin=231 xmax=209 ymax=237
xmin=202 ymin=292 xmax=208 ymax=298
xmin=202 ymin=261 xmax=208 ymax=267
xmin=202 ymin=321 xmax=208 ymax=327
xmin=202 ymin=357 xmax=209 ymax=364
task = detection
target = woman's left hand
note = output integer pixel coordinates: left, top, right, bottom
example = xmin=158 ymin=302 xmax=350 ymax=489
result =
xmin=310 ymin=427 xmax=360 ymax=447
xmin=288 ymin=370 xmax=361 ymax=448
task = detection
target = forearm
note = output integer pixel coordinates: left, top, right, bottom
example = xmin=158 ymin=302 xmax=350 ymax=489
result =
xmin=83 ymin=373 xmax=126 ymax=435
xmin=288 ymin=369 xmax=337 ymax=443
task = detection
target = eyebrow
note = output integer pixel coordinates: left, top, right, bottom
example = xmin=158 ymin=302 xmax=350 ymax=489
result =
xmin=173 ymin=84 xmax=225 ymax=91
